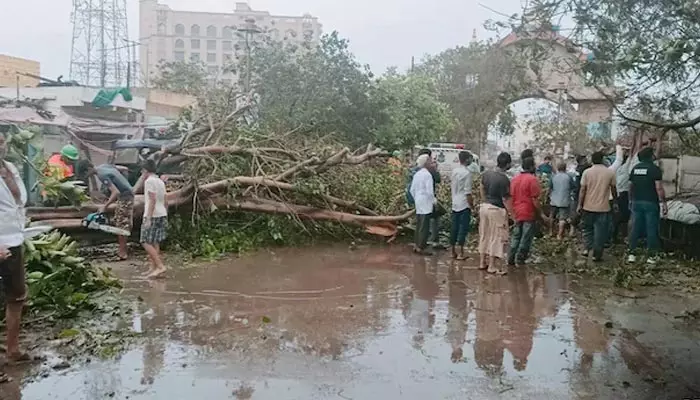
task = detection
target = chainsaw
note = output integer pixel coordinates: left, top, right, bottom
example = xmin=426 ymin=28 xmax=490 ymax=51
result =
xmin=82 ymin=212 xmax=131 ymax=236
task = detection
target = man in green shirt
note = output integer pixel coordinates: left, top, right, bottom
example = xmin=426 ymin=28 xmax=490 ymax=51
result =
xmin=627 ymin=147 xmax=667 ymax=264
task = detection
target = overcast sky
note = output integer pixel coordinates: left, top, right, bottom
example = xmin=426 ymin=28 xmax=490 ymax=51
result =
xmin=0 ymin=0 xmax=523 ymax=80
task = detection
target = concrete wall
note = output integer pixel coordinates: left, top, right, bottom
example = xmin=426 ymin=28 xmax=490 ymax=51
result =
xmin=131 ymin=87 xmax=197 ymax=119
xmin=0 ymin=54 xmax=40 ymax=88
xmin=0 ymin=87 xmax=146 ymax=113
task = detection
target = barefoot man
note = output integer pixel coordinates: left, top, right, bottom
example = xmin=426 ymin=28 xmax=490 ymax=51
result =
xmin=140 ymin=160 xmax=168 ymax=278
xmin=479 ymin=152 xmax=513 ymax=275
xmin=0 ymin=133 xmax=30 ymax=368
xmin=83 ymin=161 xmax=134 ymax=260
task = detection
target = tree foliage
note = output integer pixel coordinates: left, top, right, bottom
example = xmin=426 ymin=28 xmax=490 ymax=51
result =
xmin=530 ymin=0 xmax=700 ymax=129
xmin=524 ymin=107 xmax=597 ymax=156
xmin=242 ymin=31 xmax=453 ymax=149
xmin=371 ymin=73 xmax=455 ymax=149
xmin=152 ymin=61 xmax=208 ymax=96
xmin=414 ymin=41 xmax=532 ymax=148
xmin=247 ymin=32 xmax=381 ymax=146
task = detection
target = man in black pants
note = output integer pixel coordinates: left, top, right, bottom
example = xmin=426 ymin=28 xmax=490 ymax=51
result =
xmin=0 ymin=133 xmax=30 ymax=370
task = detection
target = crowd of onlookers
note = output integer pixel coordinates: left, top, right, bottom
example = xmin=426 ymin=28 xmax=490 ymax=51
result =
xmin=407 ymin=143 xmax=667 ymax=274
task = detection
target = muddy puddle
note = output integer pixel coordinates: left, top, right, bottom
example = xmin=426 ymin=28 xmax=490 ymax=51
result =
xmin=3 ymin=245 xmax=700 ymax=399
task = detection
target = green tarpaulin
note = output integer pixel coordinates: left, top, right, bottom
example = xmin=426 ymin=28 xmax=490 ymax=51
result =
xmin=91 ymin=88 xmax=133 ymax=108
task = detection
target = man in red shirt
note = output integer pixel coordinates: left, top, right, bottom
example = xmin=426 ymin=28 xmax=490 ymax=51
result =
xmin=508 ymin=157 xmax=544 ymax=266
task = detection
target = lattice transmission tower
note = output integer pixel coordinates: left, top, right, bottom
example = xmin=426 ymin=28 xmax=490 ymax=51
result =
xmin=69 ymin=0 xmax=135 ymax=87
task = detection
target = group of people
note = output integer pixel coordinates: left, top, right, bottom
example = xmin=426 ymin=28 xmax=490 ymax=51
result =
xmin=0 ymin=135 xmax=171 ymax=368
xmin=43 ymin=145 xmax=171 ymax=277
xmin=408 ymin=142 xmax=667 ymax=275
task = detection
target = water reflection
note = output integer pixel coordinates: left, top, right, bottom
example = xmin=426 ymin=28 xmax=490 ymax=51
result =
xmin=141 ymin=280 xmax=167 ymax=386
xmin=15 ymin=246 xmax=697 ymax=400
xmin=474 ymin=274 xmax=506 ymax=377
xmin=446 ymin=262 xmax=469 ymax=363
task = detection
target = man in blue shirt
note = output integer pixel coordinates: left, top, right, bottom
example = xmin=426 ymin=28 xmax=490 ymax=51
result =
xmin=84 ymin=162 xmax=135 ymax=260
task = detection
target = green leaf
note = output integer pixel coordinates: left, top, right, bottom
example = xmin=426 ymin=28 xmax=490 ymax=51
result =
xmin=58 ymin=328 xmax=80 ymax=338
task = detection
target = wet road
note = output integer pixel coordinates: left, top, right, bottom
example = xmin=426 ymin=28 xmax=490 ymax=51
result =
xmin=10 ymin=246 xmax=700 ymax=399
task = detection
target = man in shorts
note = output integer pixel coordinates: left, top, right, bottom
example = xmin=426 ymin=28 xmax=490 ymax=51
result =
xmin=84 ymin=161 xmax=134 ymax=260
xmin=549 ymin=162 xmax=573 ymax=239
xmin=140 ymin=160 xmax=168 ymax=278
xmin=0 ymin=133 xmax=30 ymax=367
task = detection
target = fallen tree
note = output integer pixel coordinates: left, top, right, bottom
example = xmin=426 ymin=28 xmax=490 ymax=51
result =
xmin=27 ymin=94 xmax=413 ymax=238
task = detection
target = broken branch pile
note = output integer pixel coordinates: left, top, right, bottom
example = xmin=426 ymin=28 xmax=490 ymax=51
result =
xmin=28 ymin=97 xmax=413 ymax=236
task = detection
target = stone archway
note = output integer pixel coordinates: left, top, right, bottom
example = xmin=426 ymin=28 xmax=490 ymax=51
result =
xmin=497 ymin=26 xmax=622 ymax=137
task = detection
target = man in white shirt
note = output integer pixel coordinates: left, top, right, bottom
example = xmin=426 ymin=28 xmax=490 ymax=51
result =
xmin=0 ymin=133 xmax=29 ymax=363
xmin=450 ymin=151 xmax=474 ymax=260
xmin=410 ymin=154 xmax=436 ymax=255
xmin=140 ymin=160 xmax=168 ymax=279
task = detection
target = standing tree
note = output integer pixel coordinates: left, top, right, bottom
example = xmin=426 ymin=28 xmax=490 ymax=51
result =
xmin=414 ymin=40 xmax=533 ymax=153
xmin=525 ymin=0 xmax=700 ymax=149
xmin=247 ymin=32 xmax=382 ymax=147
xmin=371 ymin=72 xmax=456 ymax=150
xmin=152 ymin=61 xmax=208 ymax=96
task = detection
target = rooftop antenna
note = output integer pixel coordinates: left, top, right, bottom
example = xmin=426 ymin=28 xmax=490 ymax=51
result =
xmin=69 ymin=0 xmax=132 ymax=87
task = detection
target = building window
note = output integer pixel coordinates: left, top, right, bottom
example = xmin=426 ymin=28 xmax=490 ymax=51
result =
xmin=223 ymin=53 xmax=233 ymax=63
xmin=222 ymin=41 xmax=232 ymax=51
xmin=269 ymin=29 xmax=280 ymax=40
xmin=207 ymin=66 xmax=218 ymax=75
xmin=191 ymin=39 xmax=200 ymax=49
xmin=207 ymin=53 xmax=217 ymax=63
xmin=175 ymin=24 xmax=185 ymax=35
xmin=174 ymin=51 xmax=185 ymax=61
xmin=207 ymin=25 xmax=217 ymax=37
xmin=222 ymin=27 xmax=233 ymax=39
xmin=174 ymin=39 xmax=184 ymax=49
xmin=191 ymin=24 xmax=200 ymax=36
xmin=191 ymin=53 xmax=200 ymax=62
xmin=303 ymin=30 xmax=314 ymax=41
xmin=157 ymin=23 xmax=166 ymax=35
xmin=207 ymin=40 xmax=217 ymax=50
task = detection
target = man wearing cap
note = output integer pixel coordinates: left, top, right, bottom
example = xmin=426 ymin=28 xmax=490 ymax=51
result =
xmin=46 ymin=144 xmax=79 ymax=181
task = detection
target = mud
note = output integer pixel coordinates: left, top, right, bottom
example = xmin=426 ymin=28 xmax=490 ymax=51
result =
xmin=3 ymin=245 xmax=700 ymax=399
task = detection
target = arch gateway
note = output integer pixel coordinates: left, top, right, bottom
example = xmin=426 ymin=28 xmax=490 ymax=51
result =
xmin=492 ymin=24 xmax=622 ymax=152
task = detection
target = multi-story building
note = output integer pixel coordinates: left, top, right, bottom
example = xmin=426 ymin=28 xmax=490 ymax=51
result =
xmin=139 ymin=0 xmax=322 ymax=86
xmin=0 ymin=54 xmax=40 ymax=88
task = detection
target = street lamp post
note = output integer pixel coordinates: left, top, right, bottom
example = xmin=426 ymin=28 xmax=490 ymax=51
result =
xmin=465 ymin=73 xmax=481 ymax=158
xmin=237 ymin=18 xmax=261 ymax=92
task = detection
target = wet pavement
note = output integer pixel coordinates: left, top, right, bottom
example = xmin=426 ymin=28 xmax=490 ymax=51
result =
xmin=5 ymin=245 xmax=700 ymax=399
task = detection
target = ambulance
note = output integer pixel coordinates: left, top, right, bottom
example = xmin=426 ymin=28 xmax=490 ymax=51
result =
xmin=413 ymin=143 xmax=480 ymax=176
